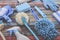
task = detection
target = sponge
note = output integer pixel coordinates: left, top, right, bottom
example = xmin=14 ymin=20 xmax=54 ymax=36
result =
xmin=15 ymin=12 xmax=29 ymax=25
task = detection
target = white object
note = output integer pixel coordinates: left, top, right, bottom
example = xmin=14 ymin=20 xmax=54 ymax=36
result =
xmin=17 ymin=0 xmax=30 ymax=3
xmin=57 ymin=11 xmax=60 ymax=15
xmin=53 ymin=11 xmax=60 ymax=22
xmin=6 ymin=27 xmax=30 ymax=40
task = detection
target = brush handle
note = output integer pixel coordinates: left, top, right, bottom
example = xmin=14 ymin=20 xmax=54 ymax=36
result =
xmin=3 ymin=15 xmax=12 ymax=22
xmin=30 ymin=8 xmax=39 ymax=20
xmin=21 ymin=17 xmax=39 ymax=40
xmin=53 ymin=11 xmax=60 ymax=23
xmin=0 ymin=31 xmax=6 ymax=40
xmin=24 ymin=23 xmax=39 ymax=40
xmin=35 ymin=6 xmax=47 ymax=18
xmin=56 ymin=11 xmax=60 ymax=17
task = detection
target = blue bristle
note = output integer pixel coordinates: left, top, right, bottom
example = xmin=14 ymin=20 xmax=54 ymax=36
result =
xmin=16 ymin=3 xmax=30 ymax=12
xmin=34 ymin=18 xmax=58 ymax=40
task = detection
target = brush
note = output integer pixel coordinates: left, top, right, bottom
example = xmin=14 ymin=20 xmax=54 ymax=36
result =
xmin=6 ymin=26 xmax=30 ymax=40
xmin=15 ymin=12 xmax=29 ymax=25
xmin=15 ymin=12 xmax=39 ymax=40
xmin=0 ymin=5 xmax=13 ymax=22
xmin=18 ymin=2 xmax=58 ymax=40
xmin=15 ymin=2 xmax=57 ymax=40
xmin=16 ymin=3 xmax=31 ymax=12
xmin=34 ymin=6 xmax=58 ymax=40
xmin=0 ymin=20 xmax=6 ymax=40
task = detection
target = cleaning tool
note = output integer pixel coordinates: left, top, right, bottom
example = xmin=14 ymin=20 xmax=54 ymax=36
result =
xmin=16 ymin=3 xmax=31 ymax=12
xmin=15 ymin=12 xmax=29 ymax=25
xmin=15 ymin=12 xmax=39 ymax=40
xmin=6 ymin=26 xmax=30 ymax=40
xmin=0 ymin=20 xmax=6 ymax=40
xmin=34 ymin=6 xmax=58 ymax=40
xmin=39 ymin=0 xmax=60 ymax=23
xmin=16 ymin=2 xmax=42 ymax=12
xmin=40 ymin=0 xmax=59 ymax=12
xmin=16 ymin=2 xmax=58 ymax=40
xmin=0 ymin=5 xmax=13 ymax=22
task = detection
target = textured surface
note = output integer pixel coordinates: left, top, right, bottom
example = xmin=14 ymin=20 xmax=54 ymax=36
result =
xmin=0 ymin=0 xmax=60 ymax=40
xmin=2 ymin=4 xmax=60 ymax=35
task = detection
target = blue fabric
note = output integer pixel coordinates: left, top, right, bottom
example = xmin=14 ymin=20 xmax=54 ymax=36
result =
xmin=40 ymin=0 xmax=59 ymax=12
xmin=0 ymin=5 xmax=13 ymax=22
xmin=3 ymin=5 xmax=13 ymax=16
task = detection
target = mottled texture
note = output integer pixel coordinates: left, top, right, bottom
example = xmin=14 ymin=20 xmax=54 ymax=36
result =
xmin=34 ymin=18 xmax=58 ymax=40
